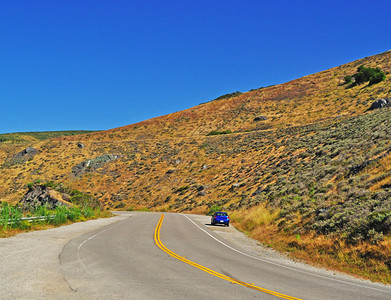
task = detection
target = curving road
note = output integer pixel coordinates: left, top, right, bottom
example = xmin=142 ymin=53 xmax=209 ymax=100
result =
xmin=60 ymin=212 xmax=391 ymax=299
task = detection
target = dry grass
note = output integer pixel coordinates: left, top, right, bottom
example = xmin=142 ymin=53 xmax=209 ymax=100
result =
xmin=231 ymin=204 xmax=280 ymax=231
xmin=233 ymin=212 xmax=391 ymax=283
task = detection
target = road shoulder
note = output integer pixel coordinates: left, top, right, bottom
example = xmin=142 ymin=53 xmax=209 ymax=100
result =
xmin=0 ymin=214 xmax=129 ymax=299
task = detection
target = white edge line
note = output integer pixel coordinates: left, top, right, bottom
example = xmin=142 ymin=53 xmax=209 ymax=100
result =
xmin=182 ymin=214 xmax=391 ymax=294
xmin=77 ymin=216 xmax=131 ymax=271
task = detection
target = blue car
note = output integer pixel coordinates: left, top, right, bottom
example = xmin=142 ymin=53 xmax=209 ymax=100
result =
xmin=211 ymin=212 xmax=230 ymax=227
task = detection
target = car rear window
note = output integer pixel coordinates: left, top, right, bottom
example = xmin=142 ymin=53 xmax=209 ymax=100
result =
xmin=215 ymin=212 xmax=227 ymax=216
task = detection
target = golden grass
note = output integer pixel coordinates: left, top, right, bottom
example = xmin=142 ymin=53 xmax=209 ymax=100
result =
xmin=233 ymin=208 xmax=391 ymax=283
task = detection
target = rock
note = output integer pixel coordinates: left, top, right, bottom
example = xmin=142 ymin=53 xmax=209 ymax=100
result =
xmin=166 ymin=169 xmax=176 ymax=174
xmin=197 ymin=185 xmax=205 ymax=191
xmin=5 ymin=147 xmax=39 ymax=166
xmin=253 ymin=116 xmax=268 ymax=121
xmin=24 ymin=147 xmax=37 ymax=154
xmin=197 ymin=191 xmax=206 ymax=196
xmin=369 ymin=98 xmax=391 ymax=110
xmin=202 ymin=165 xmax=208 ymax=170
xmin=77 ymin=142 xmax=85 ymax=149
xmin=19 ymin=185 xmax=71 ymax=210
xmin=71 ymin=154 xmax=121 ymax=177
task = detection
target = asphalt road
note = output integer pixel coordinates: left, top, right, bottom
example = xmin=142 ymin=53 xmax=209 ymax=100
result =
xmin=60 ymin=212 xmax=391 ymax=299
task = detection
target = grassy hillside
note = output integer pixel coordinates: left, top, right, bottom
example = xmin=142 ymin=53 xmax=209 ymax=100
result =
xmin=1 ymin=51 xmax=391 ymax=282
xmin=0 ymin=130 xmax=97 ymax=143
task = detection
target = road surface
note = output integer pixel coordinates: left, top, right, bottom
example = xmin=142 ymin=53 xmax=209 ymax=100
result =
xmin=60 ymin=212 xmax=391 ymax=299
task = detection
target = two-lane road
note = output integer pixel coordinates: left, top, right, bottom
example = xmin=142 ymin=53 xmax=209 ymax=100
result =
xmin=60 ymin=212 xmax=391 ymax=299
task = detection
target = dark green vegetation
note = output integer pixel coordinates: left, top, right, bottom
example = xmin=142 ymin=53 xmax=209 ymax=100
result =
xmin=207 ymin=130 xmax=232 ymax=136
xmin=0 ymin=130 xmax=96 ymax=143
xmin=0 ymin=202 xmax=97 ymax=230
xmin=1 ymin=181 xmax=103 ymax=232
xmin=213 ymin=91 xmax=242 ymax=101
xmin=350 ymin=65 xmax=386 ymax=86
xmin=344 ymin=75 xmax=352 ymax=84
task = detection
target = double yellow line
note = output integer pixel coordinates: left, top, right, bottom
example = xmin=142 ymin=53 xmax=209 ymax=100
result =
xmin=154 ymin=214 xmax=302 ymax=300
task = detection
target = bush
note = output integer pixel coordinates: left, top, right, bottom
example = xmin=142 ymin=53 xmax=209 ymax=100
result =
xmin=353 ymin=65 xmax=385 ymax=85
xmin=207 ymin=130 xmax=232 ymax=136
xmin=344 ymin=75 xmax=352 ymax=84
xmin=208 ymin=205 xmax=222 ymax=215
xmin=369 ymin=71 xmax=386 ymax=85
xmin=214 ymin=91 xmax=242 ymax=101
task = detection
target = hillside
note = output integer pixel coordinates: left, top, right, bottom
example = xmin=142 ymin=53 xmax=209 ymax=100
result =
xmin=1 ymin=51 xmax=391 ymax=282
xmin=0 ymin=130 xmax=97 ymax=143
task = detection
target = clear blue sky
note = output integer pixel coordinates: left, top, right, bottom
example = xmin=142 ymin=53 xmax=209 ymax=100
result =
xmin=1 ymin=0 xmax=390 ymax=134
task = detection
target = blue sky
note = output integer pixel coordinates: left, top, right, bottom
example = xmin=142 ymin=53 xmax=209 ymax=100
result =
xmin=1 ymin=0 xmax=390 ymax=134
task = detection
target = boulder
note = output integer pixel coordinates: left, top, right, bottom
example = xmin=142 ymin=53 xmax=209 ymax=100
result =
xmin=19 ymin=185 xmax=71 ymax=210
xmin=197 ymin=191 xmax=206 ymax=196
xmin=197 ymin=185 xmax=205 ymax=191
xmin=253 ymin=116 xmax=268 ymax=121
xmin=77 ymin=142 xmax=85 ymax=149
xmin=369 ymin=98 xmax=391 ymax=110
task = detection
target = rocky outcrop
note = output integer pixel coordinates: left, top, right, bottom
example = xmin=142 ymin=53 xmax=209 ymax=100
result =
xmin=253 ymin=115 xmax=268 ymax=121
xmin=19 ymin=185 xmax=71 ymax=210
xmin=5 ymin=147 xmax=38 ymax=166
xmin=369 ymin=98 xmax=391 ymax=110
xmin=71 ymin=154 xmax=121 ymax=177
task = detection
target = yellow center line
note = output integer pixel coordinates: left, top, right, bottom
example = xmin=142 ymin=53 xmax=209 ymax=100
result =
xmin=154 ymin=214 xmax=302 ymax=300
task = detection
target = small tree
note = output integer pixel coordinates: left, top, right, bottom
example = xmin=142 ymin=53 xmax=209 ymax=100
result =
xmin=353 ymin=65 xmax=386 ymax=85
xmin=344 ymin=75 xmax=352 ymax=84
xmin=369 ymin=69 xmax=386 ymax=85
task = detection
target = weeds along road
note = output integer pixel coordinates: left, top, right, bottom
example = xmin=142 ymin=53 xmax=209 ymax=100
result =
xmin=58 ymin=212 xmax=391 ymax=299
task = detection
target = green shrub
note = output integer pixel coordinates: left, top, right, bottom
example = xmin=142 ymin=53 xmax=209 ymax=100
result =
xmin=344 ymin=75 xmax=352 ymax=84
xmin=136 ymin=207 xmax=150 ymax=212
xmin=19 ymin=220 xmax=31 ymax=230
xmin=354 ymin=65 xmax=385 ymax=85
xmin=68 ymin=207 xmax=82 ymax=221
xmin=207 ymin=130 xmax=232 ymax=136
xmin=82 ymin=207 xmax=94 ymax=218
xmin=369 ymin=71 xmax=386 ymax=85
xmin=214 ymin=91 xmax=242 ymax=101
xmin=53 ymin=206 xmax=68 ymax=225
xmin=208 ymin=205 xmax=222 ymax=215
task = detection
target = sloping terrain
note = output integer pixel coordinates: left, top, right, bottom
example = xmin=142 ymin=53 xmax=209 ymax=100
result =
xmin=0 ymin=130 xmax=96 ymax=143
xmin=1 ymin=51 xmax=391 ymax=281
